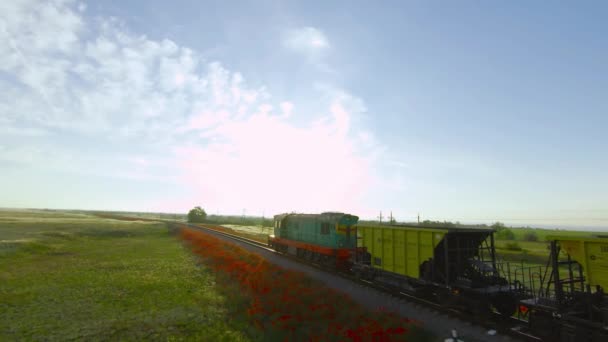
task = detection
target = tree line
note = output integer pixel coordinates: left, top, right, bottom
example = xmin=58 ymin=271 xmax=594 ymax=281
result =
xmin=187 ymin=207 xmax=540 ymax=241
xmin=187 ymin=206 xmax=273 ymax=227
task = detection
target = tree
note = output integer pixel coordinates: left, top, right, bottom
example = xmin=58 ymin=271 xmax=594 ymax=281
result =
xmin=491 ymin=222 xmax=506 ymax=230
xmin=420 ymin=220 xmax=456 ymax=227
xmin=496 ymin=228 xmax=515 ymax=240
xmin=187 ymin=206 xmax=207 ymax=223
xmin=492 ymin=222 xmax=516 ymax=240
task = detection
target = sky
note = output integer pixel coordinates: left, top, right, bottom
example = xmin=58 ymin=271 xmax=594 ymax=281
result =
xmin=1 ymin=0 xmax=607 ymax=229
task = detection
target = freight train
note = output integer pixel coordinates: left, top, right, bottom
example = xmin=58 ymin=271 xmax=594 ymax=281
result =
xmin=267 ymin=212 xmax=608 ymax=341
xmin=268 ymin=212 xmax=517 ymax=317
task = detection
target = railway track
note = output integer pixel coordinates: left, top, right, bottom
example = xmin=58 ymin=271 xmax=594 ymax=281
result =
xmin=183 ymin=222 xmax=541 ymax=342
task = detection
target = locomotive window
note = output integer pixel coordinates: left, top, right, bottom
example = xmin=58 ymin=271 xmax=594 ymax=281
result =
xmin=321 ymin=223 xmax=330 ymax=235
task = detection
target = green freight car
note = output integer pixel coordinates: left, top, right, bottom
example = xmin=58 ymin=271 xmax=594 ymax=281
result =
xmin=352 ymin=224 xmax=517 ymax=316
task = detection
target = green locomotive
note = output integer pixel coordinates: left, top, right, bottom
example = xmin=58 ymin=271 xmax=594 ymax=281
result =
xmin=268 ymin=212 xmax=360 ymax=268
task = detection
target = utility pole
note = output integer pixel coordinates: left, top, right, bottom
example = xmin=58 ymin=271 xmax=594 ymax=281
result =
xmin=390 ymin=211 xmax=394 ymax=225
xmin=378 ymin=211 xmax=383 ymax=223
xmin=417 ymin=213 xmax=420 ymax=224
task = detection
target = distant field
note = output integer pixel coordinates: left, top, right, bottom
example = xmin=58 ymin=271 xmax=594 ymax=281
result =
xmin=506 ymin=227 xmax=598 ymax=241
xmin=495 ymin=227 xmax=602 ymax=265
xmin=0 ymin=210 xmax=250 ymax=341
xmin=222 ymin=224 xmax=272 ymax=236
xmin=495 ymin=240 xmax=549 ymax=265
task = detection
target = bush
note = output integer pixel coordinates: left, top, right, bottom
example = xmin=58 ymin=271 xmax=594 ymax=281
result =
xmin=496 ymin=228 xmax=515 ymax=240
xmin=523 ymin=231 xmax=539 ymax=242
xmin=505 ymin=242 xmax=522 ymax=251
xmin=205 ymin=215 xmax=274 ymax=227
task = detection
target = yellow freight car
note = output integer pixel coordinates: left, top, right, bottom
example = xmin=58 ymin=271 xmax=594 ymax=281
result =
xmin=518 ymin=235 xmax=608 ymax=341
xmin=547 ymin=235 xmax=608 ymax=289
xmin=352 ymin=224 xmax=517 ymax=316
xmin=357 ymin=225 xmax=447 ymax=279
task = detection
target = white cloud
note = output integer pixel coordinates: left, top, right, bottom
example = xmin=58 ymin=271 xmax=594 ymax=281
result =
xmin=0 ymin=1 xmax=268 ymax=136
xmin=0 ymin=0 xmax=381 ymax=215
xmin=172 ymin=80 xmax=379 ymax=214
xmin=280 ymin=101 xmax=294 ymax=117
xmin=330 ymin=102 xmax=350 ymax=137
xmin=283 ymin=27 xmax=334 ymax=72
xmin=0 ymin=143 xmax=77 ymax=172
xmin=283 ymin=27 xmax=329 ymax=57
xmin=0 ymin=125 xmax=50 ymax=137
xmin=175 ymin=106 xmax=373 ymax=214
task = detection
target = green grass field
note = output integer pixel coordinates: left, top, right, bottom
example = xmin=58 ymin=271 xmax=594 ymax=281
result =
xmin=508 ymin=227 xmax=597 ymax=241
xmin=493 ymin=228 xmax=605 ymax=288
xmin=495 ymin=229 xmax=601 ymax=264
xmin=0 ymin=209 xmax=250 ymax=341
xmin=495 ymin=240 xmax=550 ymax=264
